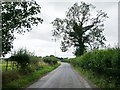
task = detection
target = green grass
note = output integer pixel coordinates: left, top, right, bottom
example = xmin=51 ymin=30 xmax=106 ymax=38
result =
xmin=72 ymin=65 xmax=120 ymax=88
xmin=3 ymin=63 xmax=60 ymax=89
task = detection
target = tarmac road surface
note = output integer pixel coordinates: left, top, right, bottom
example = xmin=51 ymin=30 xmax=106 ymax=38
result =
xmin=27 ymin=62 xmax=93 ymax=88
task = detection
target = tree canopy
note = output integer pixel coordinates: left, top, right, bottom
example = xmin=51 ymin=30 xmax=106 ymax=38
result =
xmin=2 ymin=0 xmax=43 ymax=56
xmin=52 ymin=2 xmax=108 ymax=56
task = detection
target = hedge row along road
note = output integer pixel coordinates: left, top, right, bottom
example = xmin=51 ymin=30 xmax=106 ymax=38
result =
xmin=27 ymin=62 xmax=94 ymax=88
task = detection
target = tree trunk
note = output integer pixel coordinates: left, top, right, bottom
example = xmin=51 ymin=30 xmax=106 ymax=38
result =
xmin=75 ymin=41 xmax=85 ymax=56
xmin=16 ymin=62 xmax=19 ymax=70
xmin=6 ymin=60 xmax=8 ymax=71
xmin=11 ymin=61 xmax=12 ymax=70
xmin=12 ymin=61 xmax=14 ymax=70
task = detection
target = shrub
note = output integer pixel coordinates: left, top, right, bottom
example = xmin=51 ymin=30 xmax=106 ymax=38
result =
xmin=70 ymin=47 xmax=120 ymax=85
xmin=43 ymin=55 xmax=58 ymax=65
xmin=11 ymin=48 xmax=31 ymax=70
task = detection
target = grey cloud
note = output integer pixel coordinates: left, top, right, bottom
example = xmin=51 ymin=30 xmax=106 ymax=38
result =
xmin=12 ymin=0 xmax=118 ymax=58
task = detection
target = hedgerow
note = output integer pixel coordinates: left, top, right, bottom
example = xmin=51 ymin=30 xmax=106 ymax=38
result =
xmin=70 ymin=47 xmax=120 ymax=87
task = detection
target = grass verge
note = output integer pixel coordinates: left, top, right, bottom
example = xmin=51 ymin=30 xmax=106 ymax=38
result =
xmin=72 ymin=65 xmax=119 ymax=88
xmin=3 ymin=63 xmax=60 ymax=89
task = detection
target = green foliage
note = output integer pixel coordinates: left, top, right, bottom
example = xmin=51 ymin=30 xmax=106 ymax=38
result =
xmin=2 ymin=1 xmax=43 ymax=56
xmin=2 ymin=49 xmax=60 ymax=88
xmin=43 ymin=55 xmax=58 ymax=65
xmin=3 ymin=63 xmax=61 ymax=89
xmin=28 ymin=56 xmax=46 ymax=72
xmin=70 ymin=47 xmax=120 ymax=87
xmin=2 ymin=60 xmax=45 ymax=86
xmin=74 ymin=66 xmax=115 ymax=88
xmin=3 ymin=48 xmax=51 ymax=73
xmin=60 ymin=58 xmax=70 ymax=63
xmin=52 ymin=2 xmax=108 ymax=56
xmin=10 ymin=49 xmax=31 ymax=70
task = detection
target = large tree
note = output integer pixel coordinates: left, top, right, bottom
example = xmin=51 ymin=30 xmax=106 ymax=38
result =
xmin=52 ymin=2 xmax=108 ymax=56
xmin=1 ymin=0 xmax=43 ymax=56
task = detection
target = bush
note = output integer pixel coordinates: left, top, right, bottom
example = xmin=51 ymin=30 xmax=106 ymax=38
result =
xmin=43 ymin=55 xmax=58 ymax=65
xmin=9 ymin=48 xmax=31 ymax=70
xmin=70 ymin=47 xmax=120 ymax=87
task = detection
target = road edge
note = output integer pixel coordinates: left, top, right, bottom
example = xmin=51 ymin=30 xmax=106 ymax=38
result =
xmin=70 ymin=64 xmax=97 ymax=88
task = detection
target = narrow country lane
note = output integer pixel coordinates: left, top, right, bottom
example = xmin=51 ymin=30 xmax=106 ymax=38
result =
xmin=27 ymin=62 xmax=93 ymax=88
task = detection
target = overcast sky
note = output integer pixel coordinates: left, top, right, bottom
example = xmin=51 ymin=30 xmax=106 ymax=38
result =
xmin=7 ymin=0 xmax=119 ymax=58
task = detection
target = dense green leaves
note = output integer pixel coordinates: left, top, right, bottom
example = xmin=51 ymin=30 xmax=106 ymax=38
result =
xmin=9 ymin=48 xmax=31 ymax=69
xmin=70 ymin=47 xmax=120 ymax=87
xmin=70 ymin=48 xmax=120 ymax=72
xmin=43 ymin=55 xmax=58 ymax=65
xmin=2 ymin=1 xmax=43 ymax=56
xmin=52 ymin=2 xmax=108 ymax=56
